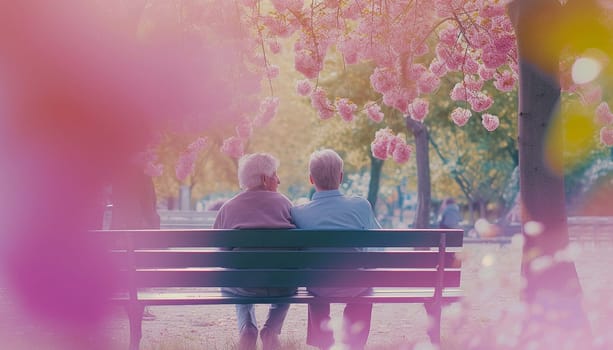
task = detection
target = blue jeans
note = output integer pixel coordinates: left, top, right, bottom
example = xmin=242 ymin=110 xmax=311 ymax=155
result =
xmin=236 ymin=303 xmax=291 ymax=335
xmin=307 ymin=302 xmax=372 ymax=350
xmin=222 ymin=287 xmax=296 ymax=336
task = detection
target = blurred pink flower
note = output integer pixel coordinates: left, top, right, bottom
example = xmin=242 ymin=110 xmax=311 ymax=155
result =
xmin=144 ymin=161 xmax=163 ymax=177
xmin=481 ymin=47 xmax=507 ymax=69
xmin=371 ymin=128 xmax=394 ymax=160
xmin=595 ymin=102 xmax=613 ymax=125
xmin=478 ymin=66 xmax=496 ymax=80
xmin=295 ymin=51 xmax=322 ymax=79
xmin=580 ymin=85 xmax=602 ymax=106
xmin=187 ymin=137 xmax=209 ymax=153
xmin=392 ymin=143 xmax=412 ymax=163
xmin=482 ymin=113 xmax=500 ymax=131
xmin=221 ymin=136 xmax=245 ymax=158
xmin=481 ymin=4 xmax=506 ymax=18
xmin=370 ymin=67 xmax=398 ymax=94
xmin=336 ymin=98 xmax=357 ymax=122
xmin=407 ymin=64 xmax=427 ymax=81
xmin=236 ymin=121 xmax=253 ymax=139
xmin=365 ymin=102 xmax=384 ymax=123
xmin=430 ymin=58 xmax=448 ymax=77
xmin=175 ymin=151 xmax=197 ymax=181
xmin=271 ymin=0 xmax=304 ymax=12
xmin=450 ymin=83 xmax=468 ymax=101
xmin=266 ymin=64 xmax=280 ymax=79
xmin=371 ymin=139 xmax=389 ymax=160
xmin=493 ymin=70 xmax=517 ymax=92
xmin=601 ymin=127 xmax=613 ymax=146
xmin=451 ymin=107 xmax=472 ymax=126
xmin=338 ymin=37 xmax=359 ymax=64
xmin=254 ymin=96 xmax=280 ymax=127
xmin=408 ymin=98 xmax=429 ymax=122
xmin=268 ymin=40 xmax=282 ymax=54
xmin=439 ymin=26 xmax=459 ymax=46
xmin=417 ymin=71 xmax=440 ymax=94
xmin=469 ymin=92 xmax=494 ymax=112
xmin=463 ymin=75 xmax=484 ymax=91
xmin=311 ymin=88 xmax=334 ymax=119
xmin=296 ymin=79 xmax=313 ymax=96
xmin=387 ymin=135 xmax=403 ymax=156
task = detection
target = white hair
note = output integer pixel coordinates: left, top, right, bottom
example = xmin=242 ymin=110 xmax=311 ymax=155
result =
xmin=309 ymin=149 xmax=343 ymax=190
xmin=238 ymin=153 xmax=279 ymax=190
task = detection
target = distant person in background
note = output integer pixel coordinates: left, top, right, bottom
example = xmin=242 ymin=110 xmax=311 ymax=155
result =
xmin=291 ymin=149 xmax=381 ymax=350
xmin=439 ymin=197 xmax=462 ymax=229
xmin=214 ymin=153 xmax=295 ymax=350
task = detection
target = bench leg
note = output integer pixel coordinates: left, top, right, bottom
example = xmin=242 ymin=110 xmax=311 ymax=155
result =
xmin=126 ymin=303 xmax=144 ymax=350
xmin=424 ymin=302 xmax=441 ymax=345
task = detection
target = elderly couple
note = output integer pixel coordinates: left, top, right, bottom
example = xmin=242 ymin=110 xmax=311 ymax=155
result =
xmin=213 ymin=149 xmax=381 ymax=350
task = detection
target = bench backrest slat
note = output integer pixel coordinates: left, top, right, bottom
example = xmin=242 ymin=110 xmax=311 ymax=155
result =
xmin=112 ymin=251 xmax=460 ymax=269
xmin=130 ymin=269 xmax=461 ymax=288
xmin=96 ymin=229 xmax=464 ymax=249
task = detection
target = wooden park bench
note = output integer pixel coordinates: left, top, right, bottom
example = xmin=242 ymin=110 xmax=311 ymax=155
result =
xmin=95 ymin=228 xmax=464 ymax=350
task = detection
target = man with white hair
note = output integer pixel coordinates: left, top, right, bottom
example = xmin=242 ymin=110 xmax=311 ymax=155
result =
xmin=214 ymin=153 xmax=295 ymax=350
xmin=291 ymin=149 xmax=381 ymax=350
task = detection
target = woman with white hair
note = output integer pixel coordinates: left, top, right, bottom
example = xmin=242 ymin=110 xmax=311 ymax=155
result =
xmin=213 ymin=153 xmax=295 ymax=350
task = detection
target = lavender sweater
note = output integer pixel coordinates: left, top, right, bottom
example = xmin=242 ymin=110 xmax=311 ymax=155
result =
xmin=213 ymin=190 xmax=295 ymax=229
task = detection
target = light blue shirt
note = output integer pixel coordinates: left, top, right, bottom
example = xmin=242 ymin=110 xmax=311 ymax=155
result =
xmin=290 ymin=189 xmax=381 ymax=297
xmin=291 ymin=190 xmax=381 ymax=230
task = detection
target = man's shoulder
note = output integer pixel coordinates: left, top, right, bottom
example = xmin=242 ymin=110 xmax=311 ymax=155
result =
xmin=342 ymin=195 xmax=372 ymax=209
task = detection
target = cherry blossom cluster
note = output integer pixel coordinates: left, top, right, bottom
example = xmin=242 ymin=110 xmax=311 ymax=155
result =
xmin=234 ymin=0 xmax=611 ymax=168
xmin=370 ymin=128 xmax=412 ymax=163
xmin=176 ymin=137 xmax=209 ymax=181
xmin=244 ymin=0 xmax=522 ymax=163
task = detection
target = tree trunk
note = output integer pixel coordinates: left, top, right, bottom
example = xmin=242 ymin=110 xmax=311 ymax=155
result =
xmin=406 ymin=118 xmax=431 ymax=229
xmin=367 ymin=155 xmax=384 ymax=214
xmin=510 ymin=0 xmax=590 ymax=339
xmin=479 ymin=199 xmax=486 ymax=219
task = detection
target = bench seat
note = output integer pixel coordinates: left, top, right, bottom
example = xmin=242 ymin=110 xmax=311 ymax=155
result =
xmin=111 ymin=287 xmax=463 ymax=305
